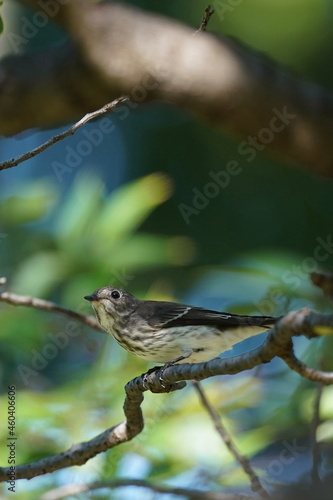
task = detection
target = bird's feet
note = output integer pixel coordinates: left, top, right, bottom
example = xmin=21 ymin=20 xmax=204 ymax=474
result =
xmin=157 ymin=360 xmax=175 ymax=386
xmin=142 ymin=361 xmax=175 ymax=390
xmin=142 ymin=354 xmax=189 ymax=390
xmin=142 ymin=365 xmax=161 ymax=390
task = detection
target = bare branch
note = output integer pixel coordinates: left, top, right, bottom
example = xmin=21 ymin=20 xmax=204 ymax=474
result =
xmin=0 ymin=380 xmax=145 ymax=481
xmin=282 ymin=350 xmax=333 ymax=384
xmin=0 ymin=287 xmax=102 ymax=331
xmin=0 ymin=96 xmax=129 ymax=171
xmin=195 ymin=5 xmax=215 ymax=33
xmin=39 ymin=478 xmax=253 ymax=500
xmin=193 ymin=382 xmax=270 ymax=500
xmin=0 ymin=357 xmax=184 ymax=481
xmin=310 ymin=376 xmax=323 ymax=485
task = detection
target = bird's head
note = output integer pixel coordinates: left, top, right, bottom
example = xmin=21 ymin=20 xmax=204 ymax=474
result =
xmin=84 ymin=286 xmax=137 ymax=332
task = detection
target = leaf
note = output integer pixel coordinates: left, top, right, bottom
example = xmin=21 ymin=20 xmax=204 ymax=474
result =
xmin=0 ymin=181 xmax=57 ymax=224
xmin=93 ymin=172 xmax=173 ymax=243
xmin=12 ymin=251 xmax=67 ymax=296
xmin=94 ymin=234 xmax=195 ymax=269
xmin=54 ymin=171 xmax=104 ymax=245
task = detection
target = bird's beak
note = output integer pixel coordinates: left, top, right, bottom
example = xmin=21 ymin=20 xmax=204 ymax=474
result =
xmin=84 ymin=294 xmax=98 ymax=302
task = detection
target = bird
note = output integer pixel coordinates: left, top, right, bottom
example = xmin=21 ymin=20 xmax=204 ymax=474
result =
xmin=84 ymin=286 xmax=278 ymax=368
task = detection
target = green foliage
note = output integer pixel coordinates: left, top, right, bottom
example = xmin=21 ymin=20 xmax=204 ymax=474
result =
xmin=5 ymin=171 xmax=194 ymax=300
xmin=1 ymin=182 xmax=57 ymax=225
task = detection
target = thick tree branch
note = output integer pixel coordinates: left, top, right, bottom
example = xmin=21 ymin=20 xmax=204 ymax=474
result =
xmin=2 ymin=1 xmax=333 ymax=176
xmin=0 ymin=373 xmax=183 ymax=481
xmin=0 ymin=389 xmax=144 ymax=481
xmin=0 ymin=41 xmax=114 ymax=135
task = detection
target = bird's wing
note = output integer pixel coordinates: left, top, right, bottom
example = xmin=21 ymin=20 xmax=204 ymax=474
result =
xmin=137 ymin=301 xmax=278 ymax=329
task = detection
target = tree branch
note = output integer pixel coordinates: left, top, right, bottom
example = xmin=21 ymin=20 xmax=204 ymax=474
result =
xmin=0 ymin=389 xmax=143 ymax=481
xmin=0 ymin=373 xmax=184 ymax=481
xmin=195 ymin=4 xmax=215 ymax=33
xmin=282 ymin=350 xmax=333 ymax=384
xmin=193 ymin=381 xmax=270 ymax=500
xmin=3 ymin=0 xmax=333 ymax=176
xmin=0 ymin=96 xmax=129 ymax=171
xmin=310 ymin=378 xmax=323 ymax=485
xmin=0 ymin=279 xmax=102 ymax=331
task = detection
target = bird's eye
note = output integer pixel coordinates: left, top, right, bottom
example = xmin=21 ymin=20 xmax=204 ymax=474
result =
xmin=111 ymin=290 xmax=121 ymax=299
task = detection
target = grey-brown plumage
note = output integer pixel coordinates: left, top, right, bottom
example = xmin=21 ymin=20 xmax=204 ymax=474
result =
xmin=84 ymin=286 xmax=278 ymax=365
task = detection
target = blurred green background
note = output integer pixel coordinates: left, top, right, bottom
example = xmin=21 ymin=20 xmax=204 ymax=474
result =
xmin=1 ymin=1 xmax=333 ymax=498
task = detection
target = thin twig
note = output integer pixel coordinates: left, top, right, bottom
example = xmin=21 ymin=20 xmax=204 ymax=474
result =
xmin=193 ymin=381 xmax=270 ymax=500
xmin=195 ymin=5 xmax=215 ymax=33
xmin=0 ymin=288 xmax=102 ymax=331
xmin=310 ymin=375 xmax=323 ymax=485
xmin=0 ymin=96 xmax=129 ymax=171
xmin=39 ymin=478 xmax=253 ymax=500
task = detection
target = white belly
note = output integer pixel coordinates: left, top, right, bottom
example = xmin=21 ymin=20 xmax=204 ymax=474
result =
xmin=132 ymin=324 xmax=268 ymax=364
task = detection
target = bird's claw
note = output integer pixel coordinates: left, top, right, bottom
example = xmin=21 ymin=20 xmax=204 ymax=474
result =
xmin=142 ymin=365 xmax=161 ymax=390
xmin=142 ymin=363 xmax=173 ymax=391
xmin=157 ymin=361 xmax=173 ymax=387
